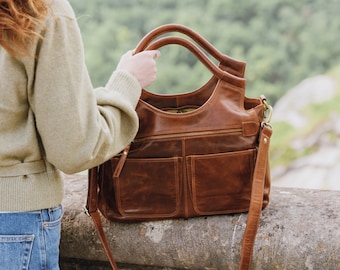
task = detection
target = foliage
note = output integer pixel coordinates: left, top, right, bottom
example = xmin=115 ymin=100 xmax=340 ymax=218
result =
xmin=68 ymin=0 xmax=340 ymax=104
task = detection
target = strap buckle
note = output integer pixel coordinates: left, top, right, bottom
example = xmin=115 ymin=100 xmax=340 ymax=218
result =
xmin=83 ymin=205 xmax=91 ymax=217
xmin=260 ymin=95 xmax=273 ymax=128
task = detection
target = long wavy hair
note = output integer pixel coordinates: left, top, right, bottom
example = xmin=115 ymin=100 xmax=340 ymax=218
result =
xmin=0 ymin=0 xmax=49 ymax=56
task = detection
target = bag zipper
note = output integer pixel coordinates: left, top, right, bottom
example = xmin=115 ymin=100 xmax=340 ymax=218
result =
xmin=133 ymin=128 xmax=242 ymax=143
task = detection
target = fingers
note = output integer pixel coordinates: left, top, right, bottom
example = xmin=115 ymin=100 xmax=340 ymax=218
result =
xmin=116 ymin=49 xmax=160 ymax=88
xmin=135 ymin=50 xmax=161 ymax=59
xmin=151 ymin=50 xmax=161 ymax=59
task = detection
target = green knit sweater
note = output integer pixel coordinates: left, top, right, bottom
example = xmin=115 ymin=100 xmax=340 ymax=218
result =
xmin=0 ymin=0 xmax=141 ymax=211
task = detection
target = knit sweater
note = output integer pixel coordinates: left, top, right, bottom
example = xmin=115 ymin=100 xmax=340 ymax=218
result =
xmin=0 ymin=0 xmax=141 ymax=211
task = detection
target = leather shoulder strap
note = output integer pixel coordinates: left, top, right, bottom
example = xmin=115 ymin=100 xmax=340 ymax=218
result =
xmin=239 ymin=125 xmax=272 ymax=270
xmin=86 ymin=167 xmax=119 ymax=270
xmin=91 ymin=211 xmax=119 ymax=270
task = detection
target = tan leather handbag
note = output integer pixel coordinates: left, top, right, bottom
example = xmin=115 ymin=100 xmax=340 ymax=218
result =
xmin=86 ymin=24 xmax=273 ymax=270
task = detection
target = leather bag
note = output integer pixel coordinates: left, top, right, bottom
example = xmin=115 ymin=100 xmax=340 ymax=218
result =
xmin=86 ymin=24 xmax=273 ymax=270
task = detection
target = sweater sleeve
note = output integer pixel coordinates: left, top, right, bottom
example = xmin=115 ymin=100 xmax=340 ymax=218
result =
xmin=28 ymin=0 xmax=141 ymax=174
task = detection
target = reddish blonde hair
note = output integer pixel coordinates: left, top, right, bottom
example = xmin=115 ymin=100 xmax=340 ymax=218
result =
xmin=0 ymin=0 xmax=49 ymax=56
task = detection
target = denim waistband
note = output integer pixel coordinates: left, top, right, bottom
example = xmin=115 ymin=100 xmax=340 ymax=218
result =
xmin=0 ymin=205 xmax=62 ymax=216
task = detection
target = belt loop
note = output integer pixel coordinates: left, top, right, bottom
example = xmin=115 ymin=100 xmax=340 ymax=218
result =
xmin=0 ymin=160 xmax=46 ymax=177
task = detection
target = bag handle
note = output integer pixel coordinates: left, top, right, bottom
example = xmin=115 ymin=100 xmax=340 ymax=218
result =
xmin=144 ymin=35 xmax=245 ymax=88
xmin=135 ymin=24 xmax=245 ymax=77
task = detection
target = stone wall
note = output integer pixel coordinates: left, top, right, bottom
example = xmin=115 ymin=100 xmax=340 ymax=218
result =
xmin=60 ymin=174 xmax=340 ymax=270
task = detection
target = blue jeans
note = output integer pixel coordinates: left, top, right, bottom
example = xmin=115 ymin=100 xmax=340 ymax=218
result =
xmin=0 ymin=205 xmax=63 ymax=270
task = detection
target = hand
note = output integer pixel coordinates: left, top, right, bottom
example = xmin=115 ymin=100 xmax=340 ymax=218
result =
xmin=116 ymin=50 xmax=160 ymax=88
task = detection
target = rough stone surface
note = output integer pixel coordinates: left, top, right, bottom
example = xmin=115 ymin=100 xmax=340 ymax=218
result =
xmin=60 ymin=174 xmax=340 ymax=270
xmin=272 ymin=113 xmax=340 ymax=190
xmin=272 ymin=75 xmax=336 ymax=128
xmin=270 ymin=74 xmax=340 ymax=191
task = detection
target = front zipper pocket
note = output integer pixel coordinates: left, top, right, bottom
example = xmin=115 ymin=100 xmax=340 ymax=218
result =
xmin=131 ymin=125 xmax=258 ymax=158
xmin=133 ymin=128 xmax=243 ymax=144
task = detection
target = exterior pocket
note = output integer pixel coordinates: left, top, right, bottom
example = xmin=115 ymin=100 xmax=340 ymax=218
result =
xmin=112 ymin=157 xmax=182 ymax=219
xmin=42 ymin=205 xmax=63 ymax=228
xmin=0 ymin=234 xmax=34 ymax=269
xmin=187 ymin=149 xmax=257 ymax=215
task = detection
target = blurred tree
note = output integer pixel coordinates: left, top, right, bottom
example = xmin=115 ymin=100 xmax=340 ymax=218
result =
xmin=68 ymin=0 xmax=340 ymax=104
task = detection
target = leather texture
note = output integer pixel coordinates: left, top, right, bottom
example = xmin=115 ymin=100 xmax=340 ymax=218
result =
xmin=86 ymin=24 xmax=272 ymax=270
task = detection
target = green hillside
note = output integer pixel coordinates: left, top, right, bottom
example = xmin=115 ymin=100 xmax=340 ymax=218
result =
xmin=69 ymin=0 xmax=340 ymax=104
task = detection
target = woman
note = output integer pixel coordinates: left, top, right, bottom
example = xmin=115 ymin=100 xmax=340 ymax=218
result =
xmin=0 ymin=0 xmax=159 ymax=268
